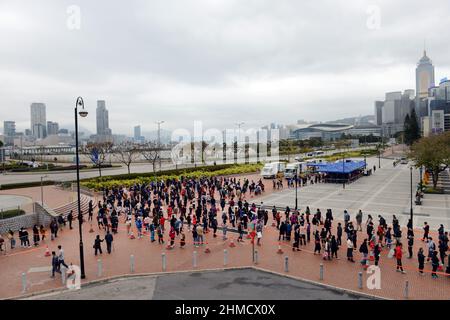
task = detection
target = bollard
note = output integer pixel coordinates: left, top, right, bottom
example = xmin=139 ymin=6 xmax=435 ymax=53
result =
xmin=193 ymin=251 xmax=197 ymax=268
xmin=162 ymin=253 xmax=166 ymax=272
xmin=319 ymin=263 xmax=324 ymax=280
xmin=130 ymin=255 xmax=135 ymax=273
xmin=21 ymin=273 xmax=27 ymax=293
xmin=254 ymin=250 xmax=259 ymax=265
xmin=97 ymin=259 xmax=102 ymax=277
xmin=358 ymin=272 xmax=363 ymax=289
xmin=223 ymin=249 xmax=228 ymax=266
xmin=284 ymin=256 xmax=289 ymax=272
xmin=61 ymin=266 xmax=67 ymax=285
xmin=404 ymin=280 xmax=409 ymax=299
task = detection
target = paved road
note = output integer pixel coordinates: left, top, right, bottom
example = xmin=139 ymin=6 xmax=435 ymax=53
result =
xmin=0 ymin=146 xmax=375 ymax=185
xmin=28 ymin=269 xmax=371 ymax=300
xmin=259 ymin=157 xmax=450 ymax=230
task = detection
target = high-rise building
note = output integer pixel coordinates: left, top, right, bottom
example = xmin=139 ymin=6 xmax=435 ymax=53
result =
xmin=3 ymin=121 xmax=16 ymax=136
xmin=30 ymin=103 xmax=47 ymax=139
xmin=374 ymin=101 xmax=384 ymax=126
xmin=47 ymin=121 xmax=59 ymax=136
xmin=96 ymin=100 xmax=112 ymax=136
xmin=134 ymin=125 xmax=141 ymax=140
xmin=416 ymin=50 xmax=435 ymax=101
xmin=376 ymin=90 xmax=415 ymax=137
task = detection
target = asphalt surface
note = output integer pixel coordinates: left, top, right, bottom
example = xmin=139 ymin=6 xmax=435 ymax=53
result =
xmin=259 ymin=157 xmax=450 ymax=230
xmin=29 ymin=268 xmax=371 ymax=300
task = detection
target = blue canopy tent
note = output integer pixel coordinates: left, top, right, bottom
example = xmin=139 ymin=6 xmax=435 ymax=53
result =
xmin=310 ymin=160 xmax=366 ymax=184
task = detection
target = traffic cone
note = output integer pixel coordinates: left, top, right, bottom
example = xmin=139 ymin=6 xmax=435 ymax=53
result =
xmin=44 ymin=245 xmax=51 ymax=257
xmin=229 ymin=238 xmax=236 ymax=248
xmin=277 ymin=243 xmax=284 ymax=254
xmin=89 ymin=224 xmax=94 ymax=233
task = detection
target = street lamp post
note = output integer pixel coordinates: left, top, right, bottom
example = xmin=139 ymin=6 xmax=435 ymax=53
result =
xmin=155 ymin=121 xmax=165 ymax=171
xmin=40 ymin=175 xmax=48 ymax=206
xmin=295 ymin=166 xmax=298 ymax=210
xmin=235 ymin=122 xmax=244 ymax=164
xmin=75 ymin=97 xmax=88 ymax=279
xmin=410 ymin=166 xmax=413 ymax=226
xmin=342 ymin=152 xmax=345 ymax=189
xmin=378 ymin=147 xmax=381 ymax=169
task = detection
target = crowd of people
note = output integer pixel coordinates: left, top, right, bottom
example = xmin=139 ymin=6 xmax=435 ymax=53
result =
xmin=1 ymin=174 xmax=449 ymax=284
xmin=83 ymin=174 xmax=449 ymax=279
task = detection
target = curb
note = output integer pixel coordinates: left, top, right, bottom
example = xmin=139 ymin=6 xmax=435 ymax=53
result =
xmin=10 ymin=265 xmax=387 ymax=300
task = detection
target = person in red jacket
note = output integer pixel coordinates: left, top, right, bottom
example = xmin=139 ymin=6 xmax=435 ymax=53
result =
xmin=395 ymin=242 xmax=406 ymax=274
xmin=169 ymin=227 xmax=176 ymax=248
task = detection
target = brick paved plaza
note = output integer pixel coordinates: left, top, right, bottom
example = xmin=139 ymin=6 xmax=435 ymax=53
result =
xmin=0 ymin=156 xmax=449 ymax=300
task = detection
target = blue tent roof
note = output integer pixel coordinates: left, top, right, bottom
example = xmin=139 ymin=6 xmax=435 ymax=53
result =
xmin=310 ymin=160 xmax=366 ymax=174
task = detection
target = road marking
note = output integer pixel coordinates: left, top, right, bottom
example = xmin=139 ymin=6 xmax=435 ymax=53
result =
xmin=359 ymin=169 xmax=404 ymax=211
xmin=28 ymin=266 xmax=52 ymax=273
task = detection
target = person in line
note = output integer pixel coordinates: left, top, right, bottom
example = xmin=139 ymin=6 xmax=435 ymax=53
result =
xmin=93 ymin=235 xmax=104 ymax=255
xmin=418 ymin=247 xmax=425 ymax=276
xmin=313 ymin=231 xmax=321 ymax=255
xmin=7 ymin=229 xmax=15 ymax=249
xmin=180 ymin=230 xmax=186 ymax=248
xmin=346 ymin=237 xmax=355 ymax=262
xmin=32 ymin=225 xmax=40 ymax=246
xmin=374 ymin=242 xmax=381 ymax=266
xmin=67 ymin=210 xmax=73 ymax=230
xmin=58 ymin=245 xmax=69 ymax=269
xmin=395 ymin=242 xmax=406 ymax=274
xmin=39 ymin=225 xmax=46 ymax=242
xmin=359 ymin=239 xmax=369 ymax=268
xmin=331 ymin=235 xmax=339 ymax=259
xmin=431 ymin=251 xmax=440 ymax=279
xmin=105 ymin=231 xmax=113 ymax=254
xmin=422 ymin=222 xmax=430 ymax=242
xmin=51 ymin=251 xmax=59 ymax=278
xmin=407 ymin=232 xmax=414 ymax=259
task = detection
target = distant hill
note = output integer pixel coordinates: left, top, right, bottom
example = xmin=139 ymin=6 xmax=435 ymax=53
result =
xmin=326 ymin=115 xmax=375 ymax=126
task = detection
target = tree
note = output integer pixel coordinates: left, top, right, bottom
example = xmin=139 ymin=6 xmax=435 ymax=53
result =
xmin=113 ymin=143 xmax=140 ymax=175
xmin=82 ymin=142 xmax=113 ymax=177
xmin=404 ymin=109 xmax=421 ymax=146
xmin=139 ymin=141 xmax=161 ymax=176
xmin=409 ymin=132 xmax=450 ymax=189
xmin=403 ymin=113 xmax=411 ymax=145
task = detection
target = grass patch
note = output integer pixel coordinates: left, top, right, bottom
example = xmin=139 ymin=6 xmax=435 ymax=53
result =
xmin=0 ymin=209 xmax=26 ymax=220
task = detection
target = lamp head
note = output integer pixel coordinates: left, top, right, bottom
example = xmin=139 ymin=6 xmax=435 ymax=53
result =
xmin=76 ymin=97 xmax=88 ymax=117
xmin=79 ymin=109 xmax=88 ymax=118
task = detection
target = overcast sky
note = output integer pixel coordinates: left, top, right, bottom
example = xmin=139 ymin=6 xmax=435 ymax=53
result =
xmin=1 ymin=0 xmax=450 ymax=135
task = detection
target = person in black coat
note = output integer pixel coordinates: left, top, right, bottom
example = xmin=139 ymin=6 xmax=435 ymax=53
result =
xmin=105 ymin=231 xmax=114 ymax=254
xmin=67 ymin=210 xmax=73 ymax=229
xmin=93 ymin=235 xmax=104 ymax=255
xmin=417 ymin=247 xmax=425 ymax=275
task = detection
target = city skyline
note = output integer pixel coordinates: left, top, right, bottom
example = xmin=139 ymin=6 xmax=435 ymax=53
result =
xmin=1 ymin=1 xmax=450 ymax=135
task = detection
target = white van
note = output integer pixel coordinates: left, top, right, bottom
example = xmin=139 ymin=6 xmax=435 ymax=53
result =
xmin=284 ymin=162 xmax=307 ymax=179
xmin=261 ymin=162 xmax=286 ymax=179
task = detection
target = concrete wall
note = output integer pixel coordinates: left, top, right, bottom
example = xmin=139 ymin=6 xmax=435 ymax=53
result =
xmin=0 ymin=203 xmax=56 ymax=234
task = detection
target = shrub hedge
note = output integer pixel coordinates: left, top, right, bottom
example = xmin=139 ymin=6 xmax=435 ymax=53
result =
xmin=81 ymin=163 xmax=263 ymax=191
xmin=0 ymin=209 xmax=26 ymax=220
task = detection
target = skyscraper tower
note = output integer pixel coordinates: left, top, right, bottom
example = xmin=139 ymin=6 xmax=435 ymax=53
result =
xmin=416 ymin=50 xmax=435 ymax=100
xmin=96 ymin=100 xmax=112 ymax=136
xmin=30 ymin=103 xmax=47 ymax=139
